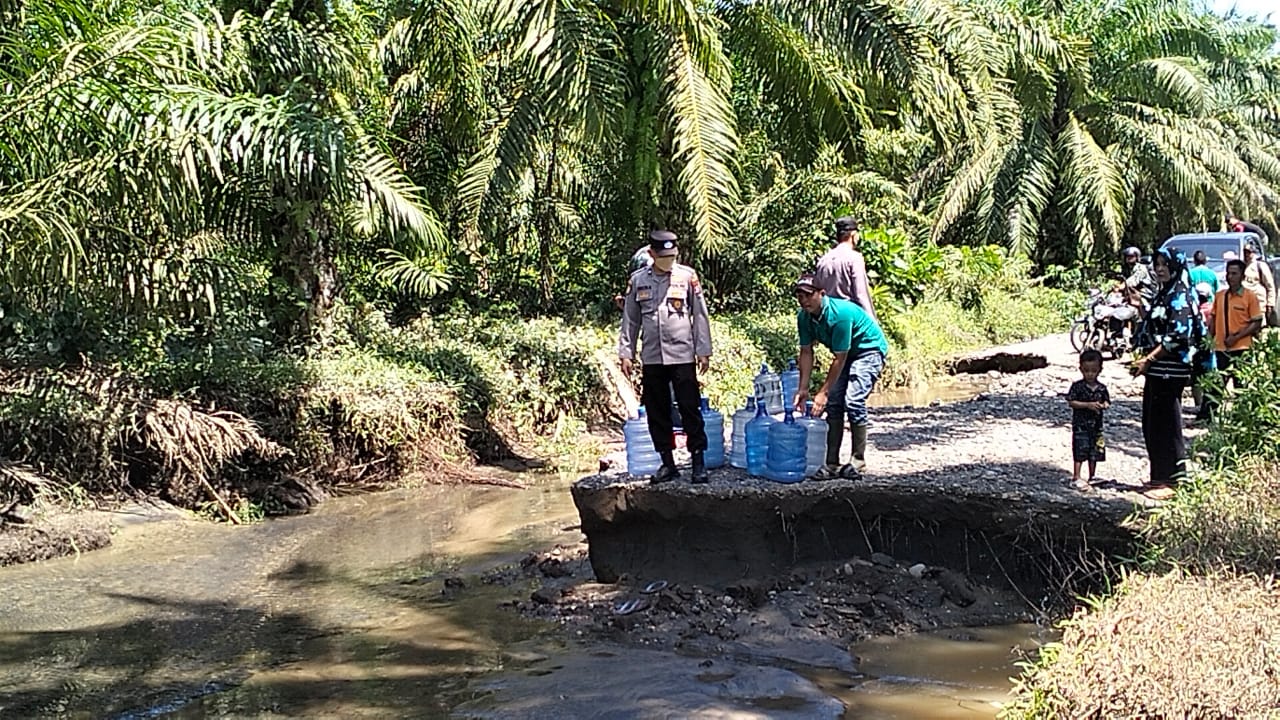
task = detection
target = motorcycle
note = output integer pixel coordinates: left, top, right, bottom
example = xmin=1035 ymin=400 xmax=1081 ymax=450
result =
xmin=1069 ymin=288 xmax=1139 ymax=359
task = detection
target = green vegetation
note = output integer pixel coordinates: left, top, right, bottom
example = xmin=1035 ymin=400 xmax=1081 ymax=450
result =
xmin=1 ymin=0 xmax=1277 ymax=705
xmin=0 ymin=0 xmax=1276 ymax=528
xmin=1003 ymin=335 xmax=1280 ymax=717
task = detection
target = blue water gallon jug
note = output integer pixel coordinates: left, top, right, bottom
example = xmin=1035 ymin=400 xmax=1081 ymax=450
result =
xmin=729 ymin=396 xmax=756 ymax=469
xmin=753 ymin=362 xmax=783 ymax=415
xmin=624 ymin=408 xmax=661 ymax=477
xmin=745 ymin=401 xmax=776 ymax=477
xmin=700 ymin=397 xmax=725 ymax=469
xmin=781 ymin=359 xmax=801 ymax=410
xmin=765 ymin=409 xmax=807 ymax=483
xmin=798 ymin=401 xmax=828 ymax=476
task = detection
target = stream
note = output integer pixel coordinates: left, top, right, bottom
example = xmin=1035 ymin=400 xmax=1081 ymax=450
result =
xmin=0 ymin=466 xmax=1050 ymax=718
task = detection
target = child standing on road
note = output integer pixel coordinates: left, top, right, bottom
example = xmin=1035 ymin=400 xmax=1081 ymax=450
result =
xmin=1067 ymin=349 xmax=1110 ymax=486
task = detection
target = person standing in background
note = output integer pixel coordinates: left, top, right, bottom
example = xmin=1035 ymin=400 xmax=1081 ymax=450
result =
xmin=614 ymin=244 xmax=654 ymax=310
xmin=1240 ymin=240 xmax=1274 ymax=323
xmin=814 ymin=217 xmax=877 ymax=322
xmin=1188 ymin=250 xmax=1218 ymax=298
xmin=1198 ymin=259 xmax=1264 ymax=423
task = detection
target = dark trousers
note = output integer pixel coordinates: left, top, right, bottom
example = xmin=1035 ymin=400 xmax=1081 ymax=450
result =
xmin=1142 ymin=375 xmax=1188 ymax=486
xmin=1198 ymin=349 xmax=1245 ymax=421
xmin=642 ymin=363 xmax=706 ymax=454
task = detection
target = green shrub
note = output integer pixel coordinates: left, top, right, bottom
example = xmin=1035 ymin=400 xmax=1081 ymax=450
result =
xmin=304 ymin=350 xmax=465 ymax=468
xmin=0 ymin=368 xmax=132 ymax=493
xmin=977 ymin=286 xmax=1071 ymax=344
xmin=1142 ymin=459 xmax=1280 ymax=574
xmin=1195 ymin=333 xmax=1280 ymax=467
xmin=879 ymin=300 xmax=985 ymax=387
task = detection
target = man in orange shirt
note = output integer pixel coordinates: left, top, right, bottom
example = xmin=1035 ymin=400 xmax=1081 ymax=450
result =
xmin=1200 ymin=259 xmax=1264 ymax=422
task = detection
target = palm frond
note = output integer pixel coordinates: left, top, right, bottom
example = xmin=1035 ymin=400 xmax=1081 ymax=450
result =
xmin=1057 ymin=113 xmax=1127 ymax=253
xmin=375 ymin=248 xmax=453 ymax=297
xmin=656 ymin=26 xmax=739 ymax=252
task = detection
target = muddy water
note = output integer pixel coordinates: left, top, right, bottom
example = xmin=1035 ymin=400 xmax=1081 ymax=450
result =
xmin=0 ymin=466 xmax=1046 ymax=719
xmin=829 ymin=625 xmax=1051 ymax=718
xmin=870 ymin=376 xmax=989 ymax=407
xmin=0 ymin=474 xmax=583 ymax=718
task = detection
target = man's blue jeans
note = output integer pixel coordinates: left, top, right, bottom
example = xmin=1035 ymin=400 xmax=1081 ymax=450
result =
xmin=826 ymin=350 xmax=885 ymax=462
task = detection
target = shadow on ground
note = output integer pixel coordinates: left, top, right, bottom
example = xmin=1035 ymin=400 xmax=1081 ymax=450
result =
xmin=870 ymin=391 xmax=1148 ymax=457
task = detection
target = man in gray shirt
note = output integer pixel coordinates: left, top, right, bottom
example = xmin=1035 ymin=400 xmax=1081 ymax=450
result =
xmin=814 ymin=217 xmax=877 ymax=321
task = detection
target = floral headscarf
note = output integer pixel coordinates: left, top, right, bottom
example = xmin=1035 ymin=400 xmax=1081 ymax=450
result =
xmin=1141 ymin=247 xmax=1208 ymax=370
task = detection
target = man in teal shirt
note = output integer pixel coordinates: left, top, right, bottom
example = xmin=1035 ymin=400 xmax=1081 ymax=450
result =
xmin=1189 ymin=250 xmax=1219 ymax=300
xmin=792 ymin=273 xmax=888 ymax=478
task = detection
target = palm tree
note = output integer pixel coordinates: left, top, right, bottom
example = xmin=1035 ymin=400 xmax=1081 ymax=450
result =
xmin=382 ymin=0 xmax=1003 ymax=307
xmin=925 ymin=0 xmax=1280 ymax=265
xmin=0 ymin=0 xmax=441 ymax=345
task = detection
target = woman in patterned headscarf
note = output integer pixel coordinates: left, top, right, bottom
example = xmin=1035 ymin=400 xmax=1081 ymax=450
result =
xmin=1130 ymin=246 xmax=1207 ymax=498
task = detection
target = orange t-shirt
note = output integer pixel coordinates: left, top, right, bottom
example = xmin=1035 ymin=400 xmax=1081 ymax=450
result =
xmin=1213 ymin=287 xmax=1263 ymax=351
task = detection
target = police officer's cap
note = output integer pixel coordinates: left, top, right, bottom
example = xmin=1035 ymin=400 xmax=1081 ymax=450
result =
xmin=649 ymin=230 xmax=679 ymax=257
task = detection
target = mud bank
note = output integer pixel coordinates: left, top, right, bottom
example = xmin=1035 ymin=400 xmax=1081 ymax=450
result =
xmin=0 ymin=514 xmax=112 ymax=566
xmin=573 ymin=467 xmax=1138 ymax=601
xmin=506 ymin=542 xmax=1033 ymax=656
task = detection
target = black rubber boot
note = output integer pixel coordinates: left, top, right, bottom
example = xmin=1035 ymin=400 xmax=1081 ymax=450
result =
xmin=691 ymin=451 xmax=709 ymax=484
xmin=651 ymin=464 xmax=679 ymax=484
xmin=851 ymin=424 xmax=868 ymax=472
xmin=825 ymin=415 xmax=844 ymax=466
xmin=652 ymin=450 xmax=679 ymax=484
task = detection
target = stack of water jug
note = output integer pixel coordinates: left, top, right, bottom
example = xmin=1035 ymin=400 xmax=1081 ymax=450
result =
xmin=623 ymin=359 xmax=826 ymax=482
xmin=731 ymin=361 xmax=827 ymax=482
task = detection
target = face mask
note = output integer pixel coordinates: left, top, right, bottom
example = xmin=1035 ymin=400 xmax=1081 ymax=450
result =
xmin=652 ymin=255 xmax=676 ymax=272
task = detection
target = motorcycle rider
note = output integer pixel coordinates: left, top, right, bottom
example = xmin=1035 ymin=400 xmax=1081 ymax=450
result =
xmin=1119 ymin=246 xmax=1157 ymax=311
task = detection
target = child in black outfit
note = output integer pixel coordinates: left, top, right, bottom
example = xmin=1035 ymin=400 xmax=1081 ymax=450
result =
xmin=1067 ymin=349 xmax=1110 ymax=486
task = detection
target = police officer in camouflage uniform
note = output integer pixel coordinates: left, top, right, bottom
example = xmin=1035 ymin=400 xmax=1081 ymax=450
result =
xmin=618 ymin=230 xmax=713 ymax=483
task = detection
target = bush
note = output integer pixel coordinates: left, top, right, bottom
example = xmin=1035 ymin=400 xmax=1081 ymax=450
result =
xmin=879 ymin=300 xmax=986 ymax=387
xmin=1195 ymin=332 xmax=1280 ymax=467
xmin=0 ymin=367 xmax=132 ymax=494
xmin=303 ymin=351 xmax=466 ymax=475
xmin=1002 ymin=571 xmax=1280 ymax=720
xmin=338 ymin=309 xmax=616 ymax=463
xmin=1142 ymin=459 xmax=1280 ymax=574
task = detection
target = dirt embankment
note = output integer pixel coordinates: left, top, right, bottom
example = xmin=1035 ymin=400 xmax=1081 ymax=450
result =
xmin=510 ymin=333 xmax=1170 ymax=657
xmin=0 ymin=513 xmax=112 ymax=566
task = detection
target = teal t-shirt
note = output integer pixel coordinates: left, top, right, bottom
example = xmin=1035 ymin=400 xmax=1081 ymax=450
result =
xmin=1188 ymin=265 xmax=1218 ymax=297
xmin=797 ymin=296 xmax=889 ymax=356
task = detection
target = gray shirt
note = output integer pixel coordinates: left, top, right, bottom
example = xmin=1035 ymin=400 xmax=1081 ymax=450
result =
xmin=814 ymin=243 xmax=876 ymax=320
xmin=618 ymin=263 xmax=712 ymax=365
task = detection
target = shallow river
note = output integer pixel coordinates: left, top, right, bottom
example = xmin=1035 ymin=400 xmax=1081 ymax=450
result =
xmin=0 ymin=468 xmax=1049 ymax=718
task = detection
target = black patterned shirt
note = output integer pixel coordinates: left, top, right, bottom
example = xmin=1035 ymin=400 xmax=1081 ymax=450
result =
xmin=1067 ymin=380 xmax=1109 ymax=434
